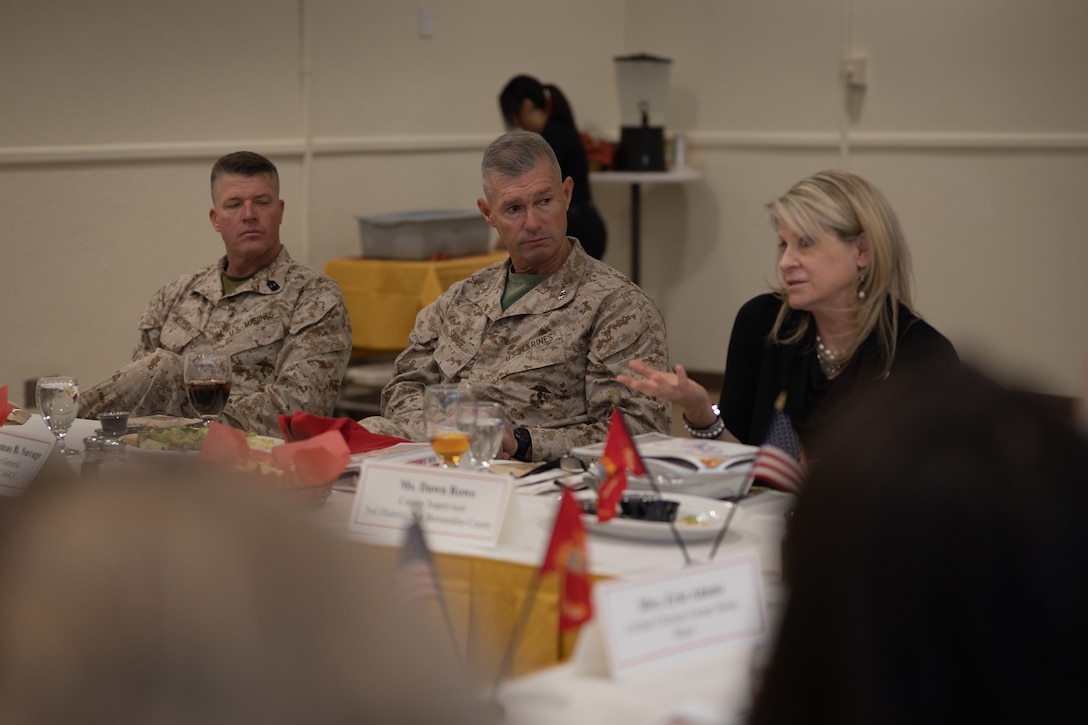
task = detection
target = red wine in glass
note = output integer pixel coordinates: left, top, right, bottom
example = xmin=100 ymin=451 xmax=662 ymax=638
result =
xmin=183 ymin=351 xmax=233 ymax=426
xmin=187 ymin=380 xmax=232 ymax=421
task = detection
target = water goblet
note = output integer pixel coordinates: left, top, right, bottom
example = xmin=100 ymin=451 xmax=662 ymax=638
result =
xmin=423 ymin=384 xmax=474 ymax=468
xmin=183 ymin=351 xmax=233 ymax=427
xmin=36 ymin=376 xmax=80 ymax=456
xmin=468 ymin=401 xmax=506 ymax=470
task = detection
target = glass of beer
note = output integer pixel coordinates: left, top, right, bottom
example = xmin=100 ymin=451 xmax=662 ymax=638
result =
xmin=183 ymin=351 xmax=233 ymax=427
xmin=423 ymin=384 xmax=474 ymax=468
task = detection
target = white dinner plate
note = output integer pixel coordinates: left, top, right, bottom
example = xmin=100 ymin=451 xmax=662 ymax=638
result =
xmin=577 ymin=491 xmax=738 ymax=543
xmin=630 ymin=461 xmax=755 ymax=500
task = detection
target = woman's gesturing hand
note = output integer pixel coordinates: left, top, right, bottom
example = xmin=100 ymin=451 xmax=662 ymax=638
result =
xmin=618 ymin=359 xmax=715 ymax=426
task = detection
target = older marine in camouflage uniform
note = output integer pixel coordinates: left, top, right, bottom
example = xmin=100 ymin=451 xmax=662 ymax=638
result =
xmin=80 ymin=151 xmax=351 ymax=437
xmin=362 ymin=131 xmax=669 ymax=460
xmin=363 ymin=242 xmax=669 ymax=460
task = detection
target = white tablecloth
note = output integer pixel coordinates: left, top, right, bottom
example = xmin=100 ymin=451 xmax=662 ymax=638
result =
xmin=18 ymin=415 xmax=794 ymax=722
xmin=317 ymin=466 xmax=793 ymax=724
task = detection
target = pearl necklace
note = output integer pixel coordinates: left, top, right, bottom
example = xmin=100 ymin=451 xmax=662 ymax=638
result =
xmin=815 ymin=334 xmax=844 ymax=377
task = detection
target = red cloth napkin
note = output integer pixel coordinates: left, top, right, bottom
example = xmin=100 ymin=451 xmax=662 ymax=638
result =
xmin=0 ymin=386 xmax=11 ymax=425
xmin=278 ymin=412 xmax=409 ymax=454
xmin=200 ymin=421 xmax=350 ymax=487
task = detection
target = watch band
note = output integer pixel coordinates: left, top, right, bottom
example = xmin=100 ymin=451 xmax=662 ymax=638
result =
xmin=513 ymin=427 xmax=532 ymax=461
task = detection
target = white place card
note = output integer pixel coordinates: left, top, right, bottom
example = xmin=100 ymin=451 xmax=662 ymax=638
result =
xmin=348 ymin=460 xmax=513 ymax=547
xmin=594 ymin=553 xmax=768 ymax=678
xmin=0 ymin=427 xmax=55 ymax=497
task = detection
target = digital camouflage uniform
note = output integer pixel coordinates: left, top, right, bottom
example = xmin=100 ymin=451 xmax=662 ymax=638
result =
xmin=362 ymin=241 xmax=670 ymax=461
xmin=80 ymin=248 xmax=352 ymax=436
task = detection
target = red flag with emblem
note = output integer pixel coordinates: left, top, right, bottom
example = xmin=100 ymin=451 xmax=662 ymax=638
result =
xmin=540 ymin=488 xmax=592 ymax=630
xmin=596 ymin=407 xmax=646 ymax=522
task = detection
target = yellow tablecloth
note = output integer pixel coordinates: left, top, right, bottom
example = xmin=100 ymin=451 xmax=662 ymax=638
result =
xmin=325 ymin=251 xmax=509 ymax=351
xmin=364 ymin=544 xmax=591 ymax=685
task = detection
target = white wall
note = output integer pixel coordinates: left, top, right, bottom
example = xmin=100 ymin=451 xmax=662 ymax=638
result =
xmin=2 ymin=0 xmax=1085 ymax=407
xmin=624 ymin=0 xmax=1088 ymax=393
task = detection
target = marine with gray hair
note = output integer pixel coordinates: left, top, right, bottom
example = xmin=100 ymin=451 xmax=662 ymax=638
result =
xmin=362 ymin=130 xmax=669 ymax=461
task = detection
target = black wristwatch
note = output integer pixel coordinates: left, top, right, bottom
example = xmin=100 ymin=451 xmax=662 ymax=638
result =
xmin=512 ymin=427 xmax=532 ymax=462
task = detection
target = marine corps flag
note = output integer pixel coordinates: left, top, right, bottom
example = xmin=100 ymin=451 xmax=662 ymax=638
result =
xmin=540 ymin=488 xmax=592 ymax=631
xmin=596 ymin=407 xmax=646 ymax=522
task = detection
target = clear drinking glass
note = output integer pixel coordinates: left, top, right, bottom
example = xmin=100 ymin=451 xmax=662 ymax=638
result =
xmin=468 ymin=401 xmax=505 ymax=470
xmin=36 ymin=376 xmax=80 ymax=456
xmin=183 ymin=351 xmax=233 ymax=426
xmin=423 ymin=384 xmax=474 ymax=468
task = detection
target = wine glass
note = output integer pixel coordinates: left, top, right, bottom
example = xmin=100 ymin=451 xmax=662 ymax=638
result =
xmin=36 ymin=376 xmax=80 ymax=456
xmin=184 ymin=351 xmax=233 ymax=427
xmin=468 ymin=401 xmax=506 ymax=470
xmin=423 ymin=384 xmax=474 ymax=468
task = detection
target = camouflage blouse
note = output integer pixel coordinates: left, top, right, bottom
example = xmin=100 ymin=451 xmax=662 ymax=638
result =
xmin=364 ymin=241 xmax=670 ymax=461
xmin=81 ymin=247 xmax=351 ymax=436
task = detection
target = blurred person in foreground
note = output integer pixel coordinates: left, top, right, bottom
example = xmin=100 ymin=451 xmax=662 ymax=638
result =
xmin=80 ymin=151 xmax=352 ymax=436
xmin=499 ymin=74 xmax=607 ymax=260
xmin=0 ymin=474 xmax=481 ymax=725
xmin=619 ymin=170 xmax=956 ymax=451
xmin=749 ymin=364 xmax=1088 ymax=724
xmin=362 ymin=130 xmax=669 ymax=461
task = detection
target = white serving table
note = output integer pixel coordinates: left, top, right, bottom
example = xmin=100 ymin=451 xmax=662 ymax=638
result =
xmin=590 ymin=167 xmax=702 ymax=286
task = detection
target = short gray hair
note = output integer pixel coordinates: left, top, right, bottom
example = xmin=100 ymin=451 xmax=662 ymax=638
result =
xmin=480 ymin=130 xmax=561 ymax=197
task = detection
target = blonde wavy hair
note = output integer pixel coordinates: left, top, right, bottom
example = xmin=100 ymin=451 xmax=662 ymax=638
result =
xmin=767 ymin=170 xmax=915 ymax=377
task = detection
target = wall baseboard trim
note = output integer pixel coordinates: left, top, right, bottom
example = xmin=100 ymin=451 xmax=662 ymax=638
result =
xmin=0 ymin=134 xmax=497 ymax=167
xmin=690 ymin=130 xmax=1088 ymax=152
xmin=687 ymin=370 xmax=725 ymax=393
xmin=5 ymin=130 xmax=1088 ymax=167
xmin=683 ymin=371 xmax=1077 ymax=428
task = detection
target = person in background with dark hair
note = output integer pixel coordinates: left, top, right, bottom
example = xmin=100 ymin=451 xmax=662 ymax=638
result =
xmin=79 ymin=151 xmax=352 ymax=436
xmin=499 ymin=75 xmax=608 ymax=261
xmin=749 ymin=364 xmax=1088 ymax=725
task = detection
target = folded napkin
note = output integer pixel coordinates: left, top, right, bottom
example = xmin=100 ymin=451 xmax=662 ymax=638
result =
xmin=200 ymin=421 xmax=350 ymax=487
xmin=278 ymin=411 xmax=409 ymax=454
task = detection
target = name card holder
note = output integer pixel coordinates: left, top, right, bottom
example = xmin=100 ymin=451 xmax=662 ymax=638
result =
xmin=348 ymin=460 xmax=513 ymax=547
xmin=0 ymin=427 xmax=55 ymax=497
xmin=590 ymin=552 xmax=768 ymax=678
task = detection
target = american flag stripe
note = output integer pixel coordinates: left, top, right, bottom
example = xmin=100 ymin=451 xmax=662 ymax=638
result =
xmin=752 ymin=445 xmax=805 ymax=494
xmin=398 ymin=521 xmax=441 ymax=602
xmin=398 ymin=561 xmax=439 ymax=601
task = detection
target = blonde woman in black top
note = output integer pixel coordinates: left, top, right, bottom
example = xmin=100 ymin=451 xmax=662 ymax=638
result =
xmin=620 ymin=170 xmax=956 ymax=448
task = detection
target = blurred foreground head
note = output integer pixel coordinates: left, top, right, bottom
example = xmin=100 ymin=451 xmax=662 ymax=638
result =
xmin=0 ymin=476 xmax=479 ymax=725
xmin=751 ymin=365 xmax=1088 ymax=725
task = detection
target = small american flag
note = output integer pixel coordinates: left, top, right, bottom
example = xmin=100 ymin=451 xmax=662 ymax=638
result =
xmin=398 ymin=518 xmax=440 ymax=601
xmin=751 ymin=392 xmax=807 ymax=494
